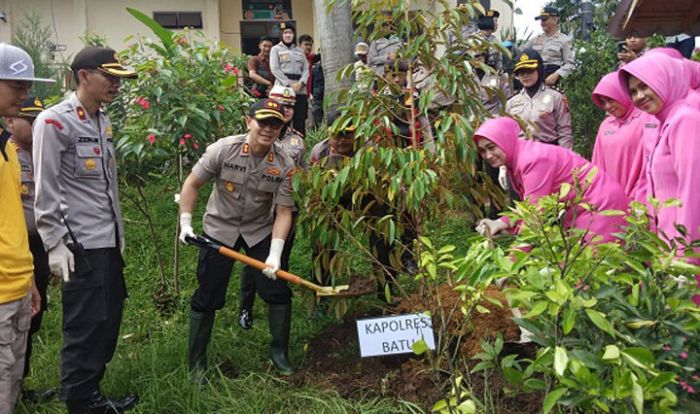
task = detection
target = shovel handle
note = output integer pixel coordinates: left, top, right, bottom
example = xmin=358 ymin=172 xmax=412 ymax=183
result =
xmin=185 ymin=235 xmax=303 ymax=286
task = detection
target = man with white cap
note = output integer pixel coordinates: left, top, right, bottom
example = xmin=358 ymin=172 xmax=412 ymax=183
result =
xmin=353 ymin=42 xmax=372 ymax=89
xmin=33 ymin=46 xmax=139 ymax=413
xmin=0 ymin=42 xmax=51 ymax=414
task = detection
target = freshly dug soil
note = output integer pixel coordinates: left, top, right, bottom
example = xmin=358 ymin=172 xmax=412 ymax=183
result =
xmin=339 ymin=274 xmax=376 ymax=297
xmin=290 ymin=284 xmax=538 ymax=412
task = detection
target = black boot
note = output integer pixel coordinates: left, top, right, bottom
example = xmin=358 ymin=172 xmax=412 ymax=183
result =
xmin=66 ymin=399 xmax=90 ymax=414
xmin=238 ymin=308 xmax=253 ymax=330
xmin=88 ymin=391 xmax=139 ymax=413
xmin=188 ymin=310 xmax=215 ymax=381
xmin=268 ymin=304 xmax=294 ymax=375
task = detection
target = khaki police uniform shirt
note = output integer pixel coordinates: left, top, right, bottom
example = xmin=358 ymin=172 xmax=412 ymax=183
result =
xmin=309 ymin=138 xmax=350 ymax=169
xmin=13 ymin=143 xmax=37 ymax=235
xmin=192 ymin=134 xmax=296 ymax=247
xmin=278 ymin=127 xmax=306 ymax=168
xmin=522 ymin=31 xmax=575 ymax=79
xmin=447 ymin=22 xmax=479 ymax=53
xmin=270 ymin=43 xmax=310 ymax=95
xmin=506 ymin=84 xmax=573 ymax=149
xmin=368 ymin=35 xmax=402 ymax=76
xmin=33 ymin=92 xmax=123 ymax=251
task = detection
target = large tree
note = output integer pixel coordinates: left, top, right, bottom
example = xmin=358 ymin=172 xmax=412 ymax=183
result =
xmin=314 ymin=0 xmax=354 ymax=104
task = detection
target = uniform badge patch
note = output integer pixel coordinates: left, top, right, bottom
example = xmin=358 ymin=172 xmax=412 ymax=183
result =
xmin=242 ymin=143 xmax=250 ymax=154
xmin=85 ymin=159 xmax=97 ymax=170
xmin=45 ymin=118 xmax=64 ymax=130
xmin=225 ymin=181 xmax=235 ymax=192
xmin=76 ymin=106 xmax=87 ymax=121
xmin=105 ymin=125 xmax=113 ymax=137
xmin=266 ymin=167 xmax=281 ymax=176
xmin=20 ymin=184 xmax=29 ymax=195
xmin=93 ymin=146 xmax=101 ymax=155
xmin=267 ymin=152 xmax=274 ymax=162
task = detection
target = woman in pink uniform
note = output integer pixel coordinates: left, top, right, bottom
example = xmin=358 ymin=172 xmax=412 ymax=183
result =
xmin=591 ymin=72 xmax=651 ymax=199
xmin=474 ymin=117 xmax=629 ymax=243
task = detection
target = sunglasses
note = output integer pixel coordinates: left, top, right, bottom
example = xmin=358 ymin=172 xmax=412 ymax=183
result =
xmin=540 ymin=17 xmax=550 ymax=22
xmin=257 ymin=117 xmax=284 ymax=129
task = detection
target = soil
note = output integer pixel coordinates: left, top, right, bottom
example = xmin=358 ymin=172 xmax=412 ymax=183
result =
xmin=339 ymin=274 xmax=377 ymax=297
xmin=290 ymin=284 xmax=540 ymax=412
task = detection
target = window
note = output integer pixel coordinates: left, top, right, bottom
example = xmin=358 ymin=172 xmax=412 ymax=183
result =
xmin=153 ymin=12 xmax=203 ymax=29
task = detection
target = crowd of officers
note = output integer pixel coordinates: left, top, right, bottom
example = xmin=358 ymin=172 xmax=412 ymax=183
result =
xmin=1 ymin=3 xmax=697 ymax=414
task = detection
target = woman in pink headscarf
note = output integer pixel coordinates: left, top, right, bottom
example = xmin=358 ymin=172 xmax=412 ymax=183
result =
xmin=591 ymin=72 xmax=654 ymax=199
xmin=474 ymin=117 xmax=629 ymax=243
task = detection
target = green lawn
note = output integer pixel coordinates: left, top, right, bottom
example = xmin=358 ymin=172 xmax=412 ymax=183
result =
xmin=17 ymin=177 xmax=473 ymax=413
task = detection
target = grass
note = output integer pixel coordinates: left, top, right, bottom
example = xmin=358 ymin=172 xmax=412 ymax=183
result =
xmin=17 ymin=175 xmax=473 ymax=413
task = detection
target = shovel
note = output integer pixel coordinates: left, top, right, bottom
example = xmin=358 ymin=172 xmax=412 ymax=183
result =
xmin=185 ymin=235 xmax=354 ymax=297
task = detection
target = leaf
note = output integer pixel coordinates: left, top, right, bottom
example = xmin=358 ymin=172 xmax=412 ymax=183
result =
xmin=561 ymin=308 xmax=575 ymax=334
xmin=126 ymin=8 xmax=175 ymax=55
xmin=599 ymin=209 xmax=626 ymax=216
xmin=457 ymin=400 xmax=476 ymax=414
xmin=647 ymin=371 xmax=675 ymax=392
xmin=585 ymin=309 xmax=615 ymax=337
xmin=525 ymin=301 xmax=548 ymax=318
xmin=602 ymin=345 xmax=620 ymax=361
xmin=559 ymin=182 xmax=571 ymax=198
xmin=475 ymin=305 xmax=491 ymax=314
xmin=554 ymin=346 xmax=569 ymax=376
xmin=412 ymin=339 xmax=429 ymax=355
xmin=632 ymin=379 xmax=644 ymax=414
xmin=621 ymin=348 xmax=654 ymax=369
xmin=543 ymin=387 xmax=567 ymax=414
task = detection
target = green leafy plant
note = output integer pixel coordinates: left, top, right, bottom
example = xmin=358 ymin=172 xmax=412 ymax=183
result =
xmin=459 ymin=181 xmax=700 ymax=413
xmin=108 ymin=9 xmax=252 ymax=302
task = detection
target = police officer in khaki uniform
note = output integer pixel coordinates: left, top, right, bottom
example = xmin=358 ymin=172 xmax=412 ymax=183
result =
xmin=521 ymin=7 xmax=575 ymax=86
xmin=473 ymin=9 xmax=502 ymax=72
xmin=33 ymin=47 xmax=138 ymax=413
xmin=179 ymin=99 xmax=296 ymax=376
xmin=368 ymin=18 xmax=402 ymax=76
xmin=506 ymin=49 xmax=573 ymax=149
xmin=270 ymin=23 xmax=310 ymax=134
xmin=237 ymin=86 xmax=304 ymax=330
xmin=5 ymin=97 xmax=56 ymax=403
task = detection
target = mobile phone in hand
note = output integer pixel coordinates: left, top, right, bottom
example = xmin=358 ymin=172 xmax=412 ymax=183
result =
xmin=617 ymin=41 xmax=627 ymax=53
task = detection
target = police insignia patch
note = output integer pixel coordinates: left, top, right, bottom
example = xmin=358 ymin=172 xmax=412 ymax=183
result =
xmin=76 ymin=106 xmax=87 ymax=121
xmin=520 ymin=53 xmax=530 ymax=62
xmin=45 ymin=118 xmax=64 ymax=130
xmin=266 ymin=167 xmax=280 ymax=176
xmin=225 ymin=181 xmax=235 ymax=192
xmin=85 ymin=159 xmax=97 ymax=170
xmin=242 ymin=143 xmax=250 ymax=154
xmin=93 ymin=146 xmax=101 ymax=155
xmin=268 ymin=152 xmax=274 ymax=162
xmin=20 ymin=184 xmax=29 ymax=195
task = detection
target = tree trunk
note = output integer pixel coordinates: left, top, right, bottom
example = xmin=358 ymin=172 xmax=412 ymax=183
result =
xmin=314 ymin=0 xmax=354 ymax=105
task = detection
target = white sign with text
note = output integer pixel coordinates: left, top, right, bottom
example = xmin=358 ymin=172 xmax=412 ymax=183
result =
xmin=356 ymin=313 xmax=436 ymax=357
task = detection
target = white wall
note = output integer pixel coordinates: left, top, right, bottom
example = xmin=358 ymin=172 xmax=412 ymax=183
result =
xmin=0 ymin=0 xmax=219 ymax=60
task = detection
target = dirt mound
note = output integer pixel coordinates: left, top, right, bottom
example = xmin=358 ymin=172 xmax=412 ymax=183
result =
xmin=290 ymin=284 xmax=535 ymax=412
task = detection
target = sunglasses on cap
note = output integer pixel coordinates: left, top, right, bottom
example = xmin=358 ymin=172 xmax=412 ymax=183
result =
xmin=257 ymin=117 xmax=285 ymax=129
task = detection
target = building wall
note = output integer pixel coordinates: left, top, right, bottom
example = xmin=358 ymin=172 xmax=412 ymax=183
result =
xmin=219 ymin=0 xmax=316 ymax=55
xmin=0 ymin=0 xmax=220 ymax=59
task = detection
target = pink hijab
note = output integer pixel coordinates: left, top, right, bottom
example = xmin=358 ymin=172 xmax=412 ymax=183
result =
xmin=645 ymin=47 xmax=700 ymax=90
xmin=620 ymin=54 xmax=700 ymax=303
xmin=590 ymin=72 xmax=650 ymax=198
xmin=474 ymin=117 xmax=629 ymax=243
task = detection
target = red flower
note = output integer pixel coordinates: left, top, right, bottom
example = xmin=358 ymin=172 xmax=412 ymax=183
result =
xmin=193 ymin=142 xmax=200 ymax=150
xmin=179 ymin=138 xmax=185 ymax=146
xmin=184 ymin=133 xmax=192 ymax=140
xmin=147 ymin=134 xmax=156 ymax=144
xmin=135 ymin=96 xmax=150 ymax=110
xmin=232 ymin=67 xmax=241 ymax=76
xmin=223 ymin=63 xmax=234 ymax=73
xmin=680 ymin=351 xmax=689 ymax=359
xmin=216 ymin=105 xmax=225 ymax=112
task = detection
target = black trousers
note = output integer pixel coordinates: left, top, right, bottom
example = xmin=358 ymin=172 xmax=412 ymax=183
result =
xmin=293 ymin=95 xmax=309 ymax=135
xmin=240 ymin=213 xmax=298 ymax=311
xmin=25 ymin=235 xmax=50 ymax=378
xmin=191 ymin=234 xmax=292 ymax=312
xmin=60 ymin=248 xmax=126 ymax=401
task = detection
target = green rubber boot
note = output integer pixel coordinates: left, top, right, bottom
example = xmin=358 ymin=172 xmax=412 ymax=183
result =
xmin=268 ymin=304 xmax=294 ymax=375
xmin=188 ymin=310 xmax=215 ymax=382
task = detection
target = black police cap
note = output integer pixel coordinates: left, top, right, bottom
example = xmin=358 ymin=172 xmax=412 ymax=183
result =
xmin=535 ymin=6 xmax=559 ymax=20
xmin=71 ymin=47 xmax=137 ymax=78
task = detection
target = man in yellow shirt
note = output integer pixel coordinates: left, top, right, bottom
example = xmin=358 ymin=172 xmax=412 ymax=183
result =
xmin=0 ymin=43 xmax=52 ymax=413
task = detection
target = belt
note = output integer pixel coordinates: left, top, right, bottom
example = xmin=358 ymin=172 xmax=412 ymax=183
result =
xmin=285 ymin=73 xmax=301 ymax=80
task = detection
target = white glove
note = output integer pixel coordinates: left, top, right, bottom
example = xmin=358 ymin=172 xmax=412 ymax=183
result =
xmin=498 ymin=166 xmax=509 ymax=190
xmin=179 ymin=213 xmax=195 ymax=244
xmin=262 ymin=238 xmax=285 ymax=280
xmin=475 ymin=218 xmax=509 ymax=237
xmin=48 ymin=240 xmax=75 ymax=283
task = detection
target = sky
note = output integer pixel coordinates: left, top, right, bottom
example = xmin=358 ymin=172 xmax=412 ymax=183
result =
xmin=512 ymin=0 xmax=549 ymax=40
